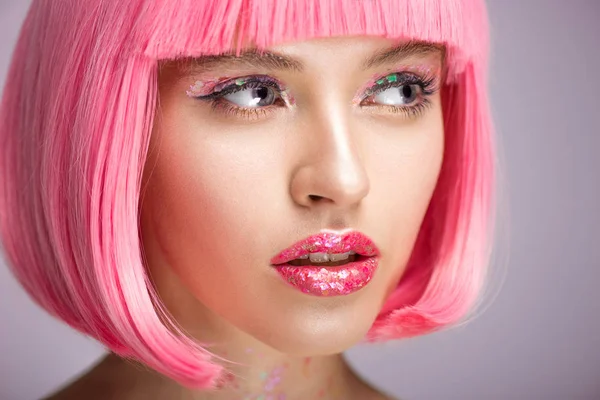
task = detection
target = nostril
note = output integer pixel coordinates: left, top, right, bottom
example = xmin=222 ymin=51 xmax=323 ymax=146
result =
xmin=308 ymin=195 xmax=324 ymax=202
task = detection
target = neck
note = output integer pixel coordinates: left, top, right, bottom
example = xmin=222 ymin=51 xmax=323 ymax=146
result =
xmin=198 ymin=347 xmax=356 ymax=399
xmin=97 ymin=349 xmax=375 ymax=400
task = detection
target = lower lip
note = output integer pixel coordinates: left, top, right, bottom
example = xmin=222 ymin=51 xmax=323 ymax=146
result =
xmin=274 ymin=256 xmax=379 ymax=297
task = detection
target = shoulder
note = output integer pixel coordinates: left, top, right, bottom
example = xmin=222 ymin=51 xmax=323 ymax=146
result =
xmin=42 ymin=355 xmax=128 ymax=400
xmin=358 ymin=385 xmax=402 ymax=400
xmin=376 ymin=393 xmax=403 ymax=400
xmin=41 ymin=367 xmax=127 ymax=400
xmin=42 ymin=376 xmax=118 ymax=400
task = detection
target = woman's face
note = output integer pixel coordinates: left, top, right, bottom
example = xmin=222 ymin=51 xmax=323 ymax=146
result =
xmin=140 ymin=36 xmax=444 ymax=355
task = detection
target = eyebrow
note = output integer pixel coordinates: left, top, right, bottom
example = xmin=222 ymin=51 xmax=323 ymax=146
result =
xmin=178 ymin=41 xmax=443 ymax=75
xmin=361 ymin=41 xmax=444 ymax=69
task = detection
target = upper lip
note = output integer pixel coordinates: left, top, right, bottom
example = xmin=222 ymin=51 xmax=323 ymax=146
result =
xmin=270 ymin=230 xmax=380 ymax=265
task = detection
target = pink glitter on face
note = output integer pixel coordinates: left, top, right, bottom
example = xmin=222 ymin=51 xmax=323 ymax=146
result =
xmin=185 ymin=78 xmax=223 ymax=97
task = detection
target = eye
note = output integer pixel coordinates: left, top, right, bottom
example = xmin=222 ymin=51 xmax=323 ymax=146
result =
xmin=370 ymin=84 xmax=422 ymax=106
xmin=192 ymin=76 xmax=291 ymax=121
xmin=223 ymin=84 xmax=281 ymax=108
xmin=357 ymin=72 xmax=439 ymax=119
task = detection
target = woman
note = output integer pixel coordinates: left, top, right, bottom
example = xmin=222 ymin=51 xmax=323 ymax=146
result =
xmin=0 ymin=0 xmax=495 ymax=399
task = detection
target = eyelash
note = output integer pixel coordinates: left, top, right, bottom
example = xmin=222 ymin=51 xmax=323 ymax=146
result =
xmin=193 ymin=72 xmax=439 ymax=121
xmin=196 ymin=76 xmax=285 ymax=121
xmin=360 ymin=73 xmax=438 ymax=119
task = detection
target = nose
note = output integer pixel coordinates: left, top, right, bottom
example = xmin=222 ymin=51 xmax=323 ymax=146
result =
xmin=289 ymin=109 xmax=370 ymax=210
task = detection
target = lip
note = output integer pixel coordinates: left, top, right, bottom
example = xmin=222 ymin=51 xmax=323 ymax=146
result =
xmin=270 ymin=231 xmax=380 ymax=297
xmin=270 ymin=231 xmax=380 ymax=265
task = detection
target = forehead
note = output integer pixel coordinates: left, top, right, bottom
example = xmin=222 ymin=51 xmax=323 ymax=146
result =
xmin=129 ymin=0 xmax=481 ymax=76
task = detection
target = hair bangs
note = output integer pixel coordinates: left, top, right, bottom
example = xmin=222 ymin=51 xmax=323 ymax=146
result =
xmin=133 ymin=0 xmax=487 ymax=79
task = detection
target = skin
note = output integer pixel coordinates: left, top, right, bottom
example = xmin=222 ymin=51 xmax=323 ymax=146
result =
xmin=46 ymin=36 xmax=445 ymax=400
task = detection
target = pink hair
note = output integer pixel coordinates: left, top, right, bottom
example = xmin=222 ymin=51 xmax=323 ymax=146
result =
xmin=0 ymin=0 xmax=495 ymax=389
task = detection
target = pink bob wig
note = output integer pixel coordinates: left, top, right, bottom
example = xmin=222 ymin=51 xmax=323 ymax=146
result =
xmin=0 ymin=0 xmax=495 ymax=389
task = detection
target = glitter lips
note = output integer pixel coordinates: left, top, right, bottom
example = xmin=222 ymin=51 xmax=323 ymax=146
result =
xmin=270 ymin=231 xmax=380 ymax=297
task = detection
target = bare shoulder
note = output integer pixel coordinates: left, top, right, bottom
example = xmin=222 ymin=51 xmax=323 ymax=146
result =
xmin=349 ymin=374 xmax=402 ymax=400
xmin=42 ymin=369 xmax=121 ymax=400
xmin=42 ymin=355 xmax=129 ymax=400
xmin=356 ymin=383 xmax=402 ymax=400
xmin=385 ymin=394 xmax=403 ymax=400
xmin=42 ymin=374 xmax=116 ymax=400
xmin=374 ymin=391 xmax=403 ymax=400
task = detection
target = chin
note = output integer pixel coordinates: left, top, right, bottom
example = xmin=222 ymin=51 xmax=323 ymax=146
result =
xmin=245 ymin=299 xmax=377 ymax=356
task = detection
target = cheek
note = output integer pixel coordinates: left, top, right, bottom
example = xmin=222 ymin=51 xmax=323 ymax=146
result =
xmin=142 ymin=119 xmax=290 ymax=314
xmin=365 ymin=107 xmax=444 ymax=269
xmin=141 ymin=92 xmax=444 ymax=349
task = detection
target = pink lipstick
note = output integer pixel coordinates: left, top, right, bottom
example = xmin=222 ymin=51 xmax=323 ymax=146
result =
xmin=270 ymin=231 xmax=380 ymax=297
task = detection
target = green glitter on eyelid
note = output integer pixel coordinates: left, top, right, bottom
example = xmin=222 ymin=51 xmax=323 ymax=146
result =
xmin=386 ymin=74 xmax=398 ymax=82
xmin=376 ymin=79 xmax=385 ymax=85
xmin=235 ymin=78 xmax=246 ymax=86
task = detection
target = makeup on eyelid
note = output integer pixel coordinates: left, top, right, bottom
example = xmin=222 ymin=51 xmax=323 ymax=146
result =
xmin=352 ymin=62 xmax=442 ymax=105
xmin=186 ymin=75 xmax=296 ymax=106
xmin=185 ymin=61 xmax=440 ymax=99
xmin=182 ymin=60 xmax=442 ymax=124
xmin=186 ymin=77 xmax=253 ymax=97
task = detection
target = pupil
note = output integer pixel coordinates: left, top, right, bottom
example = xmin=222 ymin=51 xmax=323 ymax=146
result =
xmin=253 ymin=86 xmax=274 ymax=106
xmin=402 ymin=85 xmax=415 ymax=102
xmin=256 ymin=87 xmax=269 ymax=99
